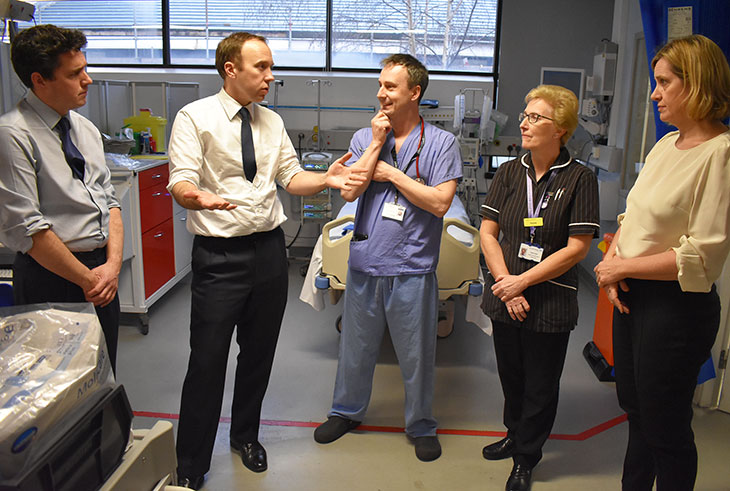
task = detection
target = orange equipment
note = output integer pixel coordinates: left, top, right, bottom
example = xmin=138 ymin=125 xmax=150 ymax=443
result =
xmin=583 ymin=233 xmax=616 ymax=381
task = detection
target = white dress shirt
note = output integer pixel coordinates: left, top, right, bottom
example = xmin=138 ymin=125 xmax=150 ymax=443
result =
xmin=167 ymin=88 xmax=303 ymax=237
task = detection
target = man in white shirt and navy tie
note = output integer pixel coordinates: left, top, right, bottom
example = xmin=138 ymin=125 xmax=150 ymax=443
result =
xmin=0 ymin=25 xmax=123 ymax=372
xmin=167 ymin=32 xmax=364 ymax=490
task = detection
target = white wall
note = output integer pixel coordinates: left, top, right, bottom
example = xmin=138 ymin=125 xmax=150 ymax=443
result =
xmin=87 ymin=67 xmax=492 ymax=149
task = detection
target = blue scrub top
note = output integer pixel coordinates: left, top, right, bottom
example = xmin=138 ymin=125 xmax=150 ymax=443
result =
xmin=346 ymin=121 xmax=463 ymax=276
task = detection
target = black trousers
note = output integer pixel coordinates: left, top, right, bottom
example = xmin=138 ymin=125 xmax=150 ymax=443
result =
xmin=176 ymin=228 xmax=288 ymax=477
xmin=613 ymin=279 xmax=719 ymax=491
xmin=12 ymin=249 xmax=120 ymax=373
xmin=492 ymin=320 xmax=570 ymax=468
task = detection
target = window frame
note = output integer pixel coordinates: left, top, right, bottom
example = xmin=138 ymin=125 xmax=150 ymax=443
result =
xmin=25 ymin=0 xmax=502 ymax=77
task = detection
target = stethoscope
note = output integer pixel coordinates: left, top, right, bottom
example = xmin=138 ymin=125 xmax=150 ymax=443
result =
xmin=389 ymin=117 xmax=425 ymax=184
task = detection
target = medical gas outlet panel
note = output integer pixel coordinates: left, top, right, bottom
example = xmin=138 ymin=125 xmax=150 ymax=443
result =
xmin=301 ymin=151 xmax=334 ymax=221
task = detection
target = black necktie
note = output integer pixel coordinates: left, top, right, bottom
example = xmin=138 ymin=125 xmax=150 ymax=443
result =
xmin=55 ymin=116 xmax=85 ymax=180
xmin=239 ymin=107 xmax=257 ymax=182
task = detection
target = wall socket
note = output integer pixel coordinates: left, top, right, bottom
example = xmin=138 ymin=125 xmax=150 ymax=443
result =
xmin=460 ymin=177 xmax=477 ymax=194
xmin=485 ymin=136 xmax=522 ymax=155
xmin=287 ymin=129 xmax=355 ymax=152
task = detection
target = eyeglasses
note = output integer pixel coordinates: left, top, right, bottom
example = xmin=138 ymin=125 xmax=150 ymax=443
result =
xmin=518 ymin=112 xmax=555 ymax=124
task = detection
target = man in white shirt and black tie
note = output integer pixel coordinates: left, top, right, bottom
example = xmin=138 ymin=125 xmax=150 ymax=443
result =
xmin=167 ymin=32 xmax=364 ymax=490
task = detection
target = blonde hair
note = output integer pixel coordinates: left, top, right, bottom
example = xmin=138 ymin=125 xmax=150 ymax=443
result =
xmin=652 ymin=34 xmax=730 ymax=121
xmin=525 ymin=85 xmax=578 ymax=145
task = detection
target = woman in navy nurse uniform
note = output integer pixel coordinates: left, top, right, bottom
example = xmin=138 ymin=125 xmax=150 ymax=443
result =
xmin=479 ymin=85 xmax=599 ymax=491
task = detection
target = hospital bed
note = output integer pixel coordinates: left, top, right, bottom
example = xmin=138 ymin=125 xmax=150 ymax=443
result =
xmin=299 ymin=195 xmax=491 ymax=336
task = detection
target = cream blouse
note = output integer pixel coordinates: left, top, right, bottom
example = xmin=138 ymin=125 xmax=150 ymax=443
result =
xmin=617 ymin=130 xmax=730 ymax=292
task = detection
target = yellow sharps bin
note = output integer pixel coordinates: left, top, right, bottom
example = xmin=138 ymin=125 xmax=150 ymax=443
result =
xmin=123 ymin=109 xmax=168 ymax=152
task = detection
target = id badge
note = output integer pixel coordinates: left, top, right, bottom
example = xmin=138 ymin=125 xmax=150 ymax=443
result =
xmin=518 ymin=242 xmax=544 ymax=263
xmin=382 ymin=201 xmax=406 ymax=222
xmin=523 ymin=217 xmax=543 ymax=227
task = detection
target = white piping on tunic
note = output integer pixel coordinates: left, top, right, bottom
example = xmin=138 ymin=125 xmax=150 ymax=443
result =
xmin=548 ymin=279 xmax=577 ymax=290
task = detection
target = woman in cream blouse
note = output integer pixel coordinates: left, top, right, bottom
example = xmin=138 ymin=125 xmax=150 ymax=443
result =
xmin=594 ymin=34 xmax=730 ymax=491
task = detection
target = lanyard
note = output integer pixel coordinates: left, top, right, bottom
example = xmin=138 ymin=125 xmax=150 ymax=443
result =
xmin=390 ymin=117 xmax=425 ymax=180
xmin=525 ymin=168 xmax=557 ymax=242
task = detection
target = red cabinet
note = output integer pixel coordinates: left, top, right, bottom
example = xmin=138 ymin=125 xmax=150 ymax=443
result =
xmin=141 ymin=218 xmax=175 ymax=297
xmin=112 ymin=160 xmax=194 ymax=334
xmin=137 ymin=166 xmax=174 ymax=298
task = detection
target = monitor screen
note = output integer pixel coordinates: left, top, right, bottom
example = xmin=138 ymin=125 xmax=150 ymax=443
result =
xmin=540 ymin=67 xmax=585 ymax=105
xmin=487 ymin=155 xmax=514 ymax=176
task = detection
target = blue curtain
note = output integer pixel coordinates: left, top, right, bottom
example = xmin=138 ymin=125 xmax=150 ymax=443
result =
xmin=639 ymin=0 xmax=730 ymax=141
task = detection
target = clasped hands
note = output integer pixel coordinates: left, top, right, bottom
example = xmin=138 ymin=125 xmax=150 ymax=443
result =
xmin=84 ymin=262 xmax=119 ymax=307
xmin=593 ymin=256 xmax=630 ymax=314
xmin=492 ymin=274 xmax=530 ymax=322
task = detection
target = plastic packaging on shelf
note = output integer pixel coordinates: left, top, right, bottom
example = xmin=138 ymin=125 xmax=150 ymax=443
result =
xmin=0 ymin=303 xmax=115 ymax=480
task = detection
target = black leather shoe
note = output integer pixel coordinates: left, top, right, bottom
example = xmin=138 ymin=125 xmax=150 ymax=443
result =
xmin=482 ymin=436 xmax=515 ymax=460
xmin=178 ymin=474 xmax=204 ymax=490
xmin=505 ymin=463 xmax=532 ymax=491
xmin=231 ymin=440 xmax=268 ymax=473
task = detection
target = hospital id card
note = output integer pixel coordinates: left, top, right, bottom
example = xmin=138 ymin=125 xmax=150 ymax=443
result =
xmin=382 ymin=202 xmax=406 ymax=222
xmin=518 ymin=242 xmax=544 ymax=263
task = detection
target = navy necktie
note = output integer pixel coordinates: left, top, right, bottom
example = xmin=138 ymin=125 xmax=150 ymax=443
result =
xmin=55 ymin=116 xmax=85 ymax=180
xmin=239 ymin=107 xmax=257 ymax=182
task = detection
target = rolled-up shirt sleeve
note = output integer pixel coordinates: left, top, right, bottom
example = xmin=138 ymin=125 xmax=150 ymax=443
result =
xmin=0 ymin=125 xmax=52 ymax=252
xmin=274 ymin=124 xmax=303 ymax=188
xmin=674 ymin=149 xmax=730 ymax=292
xmin=167 ymin=108 xmax=204 ymax=191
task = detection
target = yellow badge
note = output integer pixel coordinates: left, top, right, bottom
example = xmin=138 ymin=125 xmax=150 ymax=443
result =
xmin=523 ymin=217 xmax=544 ymax=227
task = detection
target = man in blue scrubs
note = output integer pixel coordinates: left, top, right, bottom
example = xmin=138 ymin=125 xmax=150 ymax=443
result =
xmin=314 ymin=54 xmax=462 ymax=461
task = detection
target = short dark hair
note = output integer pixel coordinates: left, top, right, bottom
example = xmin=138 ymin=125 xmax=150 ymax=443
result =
xmin=11 ymin=24 xmax=87 ymax=89
xmin=381 ymin=54 xmax=429 ymax=101
xmin=215 ymin=32 xmax=268 ymax=79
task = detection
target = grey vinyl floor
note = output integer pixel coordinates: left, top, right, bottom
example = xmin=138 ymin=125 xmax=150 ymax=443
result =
xmin=116 ymin=260 xmax=730 ymax=490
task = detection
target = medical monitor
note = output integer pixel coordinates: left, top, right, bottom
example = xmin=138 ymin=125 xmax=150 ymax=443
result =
xmin=540 ymin=67 xmax=585 ymax=108
xmin=486 ymin=154 xmax=514 ymax=177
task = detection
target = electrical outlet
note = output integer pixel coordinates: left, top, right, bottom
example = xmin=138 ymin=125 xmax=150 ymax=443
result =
xmin=486 ymin=136 xmax=521 ymax=155
xmin=582 ymin=98 xmax=599 ymax=117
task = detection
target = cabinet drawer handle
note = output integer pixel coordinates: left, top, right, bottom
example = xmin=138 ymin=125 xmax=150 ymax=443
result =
xmin=151 ymin=174 xmax=162 ymax=179
xmin=152 ymin=192 xmax=162 ymax=197
xmin=180 ymin=217 xmax=187 ymax=221
xmin=154 ymin=233 xmax=164 ymax=238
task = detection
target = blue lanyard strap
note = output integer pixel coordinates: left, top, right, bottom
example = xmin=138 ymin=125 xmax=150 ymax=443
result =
xmin=525 ymin=168 xmax=557 ymax=241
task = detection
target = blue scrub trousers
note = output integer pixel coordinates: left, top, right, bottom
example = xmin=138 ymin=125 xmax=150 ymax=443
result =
xmin=329 ymin=268 xmax=439 ymax=437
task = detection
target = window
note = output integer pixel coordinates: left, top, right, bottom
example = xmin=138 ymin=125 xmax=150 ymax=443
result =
xmin=333 ymin=0 xmax=498 ymax=73
xmin=15 ymin=0 xmax=498 ymax=74
xmin=168 ymin=0 xmax=327 ymax=67
xmin=19 ymin=1 xmax=163 ymax=65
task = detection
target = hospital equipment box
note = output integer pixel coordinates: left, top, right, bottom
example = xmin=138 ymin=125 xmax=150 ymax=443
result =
xmin=0 ymin=304 xmax=116 ymax=482
xmin=0 ymin=384 xmax=133 ymax=491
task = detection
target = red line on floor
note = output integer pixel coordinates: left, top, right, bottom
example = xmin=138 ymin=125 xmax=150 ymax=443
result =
xmin=132 ymin=411 xmax=628 ymax=441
